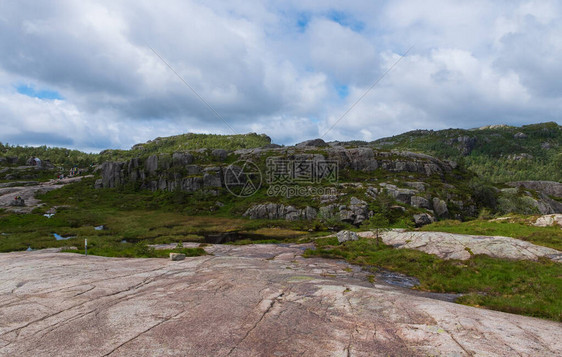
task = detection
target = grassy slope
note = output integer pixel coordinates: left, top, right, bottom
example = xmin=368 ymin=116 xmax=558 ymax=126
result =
xmin=0 ymin=132 xmax=272 ymax=168
xmin=372 ymin=122 xmax=562 ymax=182
xmin=98 ymin=133 xmax=271 ymax=162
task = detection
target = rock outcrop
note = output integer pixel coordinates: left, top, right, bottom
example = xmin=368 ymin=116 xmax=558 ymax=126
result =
xmin=507 ymin=181 xmax=562 ymax=198
xmin=100 ymin=153 xmax=224 ymax=192
xmin=243 ymin=203 xmax=318 ymax=221
xmin=363 ymin=230 xmax=562 ymax=262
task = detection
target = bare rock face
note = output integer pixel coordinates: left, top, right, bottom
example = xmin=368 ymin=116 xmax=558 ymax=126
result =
xmin=507 ymin=181 xmax=562 ymax=198
xmin=243 ymin=203 xmax=317 ymax=221
xmin=172 ymin=152 xmax=194 ymax=166
xmin=377 ymin=230 xmax=562 ymax=262
xmin=1 ymin=249 xmax=561 ymax=356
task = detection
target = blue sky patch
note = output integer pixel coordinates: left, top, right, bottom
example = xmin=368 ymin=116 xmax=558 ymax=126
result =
xmin=335 ymin=84 xmax=349 ymax=99
xmin=327 ymin=10 xmax=364 ymax=32
xmin=296 ymin=12 xmax=310 ymax=32
xmin=16 ymin=84 xmax=63 ymax=100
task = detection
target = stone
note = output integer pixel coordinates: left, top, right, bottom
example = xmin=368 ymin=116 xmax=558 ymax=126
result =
xmin=410 ymin=196 xmax=430 ymax=209
xmin=211 ymin=149 xmax=228 ymax=161
xmin=534 ymin=214 xmax=562 ymax=228
xmin=336 ymin=230 xmax=358 ymax=243
xmin=514 ymin=132 xmax=527 ymax=139
xmin=169 ymin=253 xmax=186 ymax=261
xmin=432 ymin=198 xmax=449 ymax=218
xmin=413 ymin=213 xmax=434 ymax=227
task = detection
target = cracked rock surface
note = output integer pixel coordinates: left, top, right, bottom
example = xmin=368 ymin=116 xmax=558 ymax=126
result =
xmin=363 ymin=230 xmax=562 ymax=262
xmin=0 ymin=245 xmax=561 ymax=356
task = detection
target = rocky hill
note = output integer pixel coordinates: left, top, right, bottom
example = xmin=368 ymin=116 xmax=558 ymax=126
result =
xmin=97 ymin=136 xmax=562 ymax=228
xmin=371 ymin=122 xmax=561 ymax=182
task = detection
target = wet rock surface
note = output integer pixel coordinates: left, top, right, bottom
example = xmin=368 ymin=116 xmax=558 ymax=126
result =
xmin=1 ymin=245 xmax=561 ymax=356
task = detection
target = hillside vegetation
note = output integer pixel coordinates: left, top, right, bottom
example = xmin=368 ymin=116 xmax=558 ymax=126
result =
xmin=0 ymin=133 xmax=271 ymax=168
xmin=372 ymin=122 xmax=562 ymax=182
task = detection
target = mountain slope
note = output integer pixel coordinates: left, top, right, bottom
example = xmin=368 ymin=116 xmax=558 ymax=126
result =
xmin=371 ymin=122 xmax=562 ymax=182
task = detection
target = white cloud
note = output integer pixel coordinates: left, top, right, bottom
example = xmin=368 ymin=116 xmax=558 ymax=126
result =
xmin=0 ymin=0 xmax=560 ymax=150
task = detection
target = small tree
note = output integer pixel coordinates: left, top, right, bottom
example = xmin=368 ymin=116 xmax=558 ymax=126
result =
xmin=370 ymin=212 xmax=389 ymax=248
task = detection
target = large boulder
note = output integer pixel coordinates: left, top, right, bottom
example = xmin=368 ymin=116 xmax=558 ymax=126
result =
xmin=410 ymin=196 xmax=430 ymax=209
xmin=413 ymin=213 xmax=434 ymax=227
xmin=432 ymin=198 xmax=449 ymax=218
xmin=211 ymin=149 xmax=228 ymax=161
xmin=336 ymin=230 xmax=358 ymax=244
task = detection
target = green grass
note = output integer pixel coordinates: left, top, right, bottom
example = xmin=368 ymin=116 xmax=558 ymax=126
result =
xmin=304 ymin=237 xmax=562 ymax=321
xmin=62 ymin=241 xmax=206 ymax=259
xmin=420 ymin=218 xmax=562 ymax=250
xmin=0 ymin=178 xmax=327 ymax=256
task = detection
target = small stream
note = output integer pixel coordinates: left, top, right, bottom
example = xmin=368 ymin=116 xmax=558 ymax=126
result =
xmin=53 ymin=233 xmax=75 ymax=241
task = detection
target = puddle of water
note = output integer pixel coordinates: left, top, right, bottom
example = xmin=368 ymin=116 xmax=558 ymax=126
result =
xmin=54 ymin=233 xmax=75 ymax=241
xmin=376 ymin=269 xmax=420 ymax=289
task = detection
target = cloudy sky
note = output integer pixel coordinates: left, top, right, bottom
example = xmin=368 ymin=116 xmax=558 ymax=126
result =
xmin=1 ymin=0 xmax=561 ymax=152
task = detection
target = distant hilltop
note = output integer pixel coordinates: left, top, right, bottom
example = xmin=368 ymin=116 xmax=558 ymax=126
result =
xmin=1 ymin=122 xmax=560 ymax=182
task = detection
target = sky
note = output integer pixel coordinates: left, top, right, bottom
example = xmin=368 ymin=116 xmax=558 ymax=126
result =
xmin=0 ymin=0 xmax=561 ymax=152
